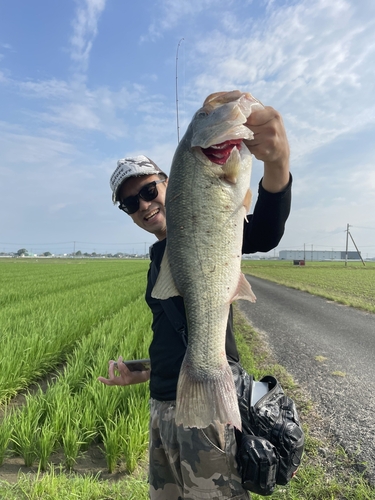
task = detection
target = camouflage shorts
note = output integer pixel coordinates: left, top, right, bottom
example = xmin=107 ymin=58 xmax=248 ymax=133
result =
xmin=149 ymin=399 xmax=250 ymax=500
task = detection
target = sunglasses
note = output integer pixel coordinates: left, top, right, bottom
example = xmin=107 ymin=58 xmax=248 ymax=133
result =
xmin=118 ymin=179 xmax=166 ymax=214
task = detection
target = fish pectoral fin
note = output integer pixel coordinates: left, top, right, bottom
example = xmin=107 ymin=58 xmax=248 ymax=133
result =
xmin=244 ymin=188 xmax=252 ymax=214
xmin=151 ymin=248 xmax=181 ymax=299
xmin=232 ymin=273 xmax=256 ymax=303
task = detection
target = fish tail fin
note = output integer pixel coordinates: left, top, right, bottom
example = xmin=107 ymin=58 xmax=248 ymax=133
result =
xmin=175 ymin=358 xmax=241 ymax=430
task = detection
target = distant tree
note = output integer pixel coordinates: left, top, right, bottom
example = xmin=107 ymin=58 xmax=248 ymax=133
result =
xmin=17 ymin=248 xmax=28 ymax=256
xmin=43 ymin=251 xmax=52 ymax=257
xmin=75 ymin=250 xmax=82 ymax=256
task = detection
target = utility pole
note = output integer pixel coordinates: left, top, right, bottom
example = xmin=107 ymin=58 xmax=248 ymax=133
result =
xmin=345 ymin=223 xmax=349 ymax=267
xmin=73 ymin=241 xmax=76 ymax=259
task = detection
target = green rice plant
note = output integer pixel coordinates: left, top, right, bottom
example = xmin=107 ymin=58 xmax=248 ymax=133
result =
xmin=11 ymin=389 xmax=46 ymax=467
xmin=62 ymin=416 xmax=84 ymax=470
xmin=121 ymin=392 xmax=149 ymax=473
xmin=122 ymin=418 xmax=149 ymax=473
xmin=100 ymin=417 xmax=124 ymax=473
xmin=35 ymin=422 xmax=58 ymax=471
xmin=77 ymin=402 xmax=99 ymax=452
xmin=54 ymin=391 xmax=97 ymax=470
xmin=0 ymin=405 xmax=13 ymax=466
xmin=85 ymin=382 xmax=125 ymax=431
xmin=46 ymin=380 xmax=72 ymax=441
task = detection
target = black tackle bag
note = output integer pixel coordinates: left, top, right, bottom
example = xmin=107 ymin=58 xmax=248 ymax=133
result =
xmin=230 ymin=361 xmax=305 ymax=496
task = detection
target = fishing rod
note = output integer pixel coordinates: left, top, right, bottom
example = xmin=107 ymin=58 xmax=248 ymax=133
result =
xmin=175 ymin=38 xmax=184 ymax=143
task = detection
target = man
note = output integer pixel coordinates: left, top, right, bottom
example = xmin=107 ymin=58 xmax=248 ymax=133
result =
xmin=99 ymin=106 xmax=292 ymax=499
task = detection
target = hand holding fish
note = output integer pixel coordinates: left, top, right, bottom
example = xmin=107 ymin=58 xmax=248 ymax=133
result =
xmin=244 ymin=106 xmax=290 ymax=193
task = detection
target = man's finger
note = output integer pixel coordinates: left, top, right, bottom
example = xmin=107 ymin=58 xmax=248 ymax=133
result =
xmin=246 ymin=106 xmax=276 ymax=127
xmin=98 ymin=376 xmax=113 ymax=385
xmin=108 ymin=360 xmax=116 ymax=378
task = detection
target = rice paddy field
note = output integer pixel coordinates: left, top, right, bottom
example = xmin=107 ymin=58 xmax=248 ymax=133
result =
xmin=0 ymin=258 xmax=152 ymax=497
xmin=0 ymin=257 xmax=374 ymax=499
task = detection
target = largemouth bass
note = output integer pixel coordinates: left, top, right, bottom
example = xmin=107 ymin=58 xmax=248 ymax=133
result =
xmin=152 ymin=90 xmax=263 ymax=430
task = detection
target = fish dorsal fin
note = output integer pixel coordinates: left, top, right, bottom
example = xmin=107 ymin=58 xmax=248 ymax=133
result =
xmin=232 ymin=273 xmax=256 ymax=303
xmin=151 ymin=247 xmax=181 ymax=300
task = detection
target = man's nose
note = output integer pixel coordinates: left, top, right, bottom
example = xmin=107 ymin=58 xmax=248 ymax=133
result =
xmin=139 ymin=198 xmax=152 ymax=211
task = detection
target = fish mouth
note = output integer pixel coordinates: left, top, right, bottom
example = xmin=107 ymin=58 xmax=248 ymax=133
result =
xmin=201 ymin=139 xmax=242 ymax=165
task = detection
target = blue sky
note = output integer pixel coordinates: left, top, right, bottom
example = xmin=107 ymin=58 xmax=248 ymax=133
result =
xmin=1 ymin=0 xmax=375 ymax=257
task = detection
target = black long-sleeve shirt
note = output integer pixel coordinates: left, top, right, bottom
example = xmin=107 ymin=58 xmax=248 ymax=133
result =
xmin=145 ymin=175 xmax=292 ymax=401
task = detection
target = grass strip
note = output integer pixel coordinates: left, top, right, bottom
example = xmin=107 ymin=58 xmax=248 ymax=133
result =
xmin=0 ymin=464 xmax=149 ymax=500
xmin=241 ymin=260 xmax=375 ymax=313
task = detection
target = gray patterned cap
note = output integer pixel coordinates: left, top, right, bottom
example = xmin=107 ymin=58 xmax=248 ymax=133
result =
xmin=110 ymin=155 xmax=167 ymax=203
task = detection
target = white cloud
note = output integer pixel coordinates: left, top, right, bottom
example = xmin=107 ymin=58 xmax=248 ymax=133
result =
xmin=47 ymin=102 xmax=103 ymax=131
xmin=18 ymin=79 xmax=71 ymax=99
xmin=0 ymin=127 xmax=77 ymax=165
xmin=0 ymin=127 xmax=79 ymax=203
xmin=2 ymin=72 xmax=148 ymax=138
xmin=140 ymin=0 xmax=254 ymax=42
xmin=49 ymin=203 xmax=70 ymax=213
xmin=70 ymin=0 xmax=107 ymax=71
xmin=141 ymin=0 xmax=210 ymax=41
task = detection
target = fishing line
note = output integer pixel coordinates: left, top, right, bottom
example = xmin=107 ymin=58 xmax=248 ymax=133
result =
xmin=175 ymin=38 xmax=184 ymax=143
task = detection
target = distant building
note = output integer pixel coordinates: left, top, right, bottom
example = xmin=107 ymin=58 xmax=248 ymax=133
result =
xmin=279 ymin=250 xmax=361 ymax=261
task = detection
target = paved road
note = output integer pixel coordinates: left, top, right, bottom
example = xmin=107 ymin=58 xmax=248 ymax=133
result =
xmin=238 ymin=275 xmax=375 ymax=483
